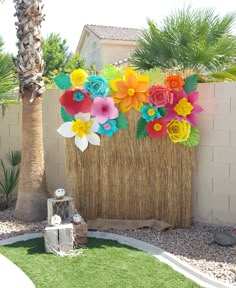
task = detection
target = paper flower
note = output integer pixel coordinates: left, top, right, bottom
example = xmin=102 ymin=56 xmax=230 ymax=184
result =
xmin=146 ymin=118 xmax=168 ymax=139
xmin=165 ymin=90 xmax=203 ymax=126
xmin=57 ymin=113 xmax=100 ymax=152
xmin=166 ymin=75 xmax=185 ymax=92
xmin=148 ymin=85 xmax=173 ymax=107
xmin=70 ymin=69 xmax=87 ymax=88
xmin=84 ymin=75 xmax=109 ymax=99
xmin=140 ymin=104 xmax=161 ymax=122
xmin=59 ymin=89 xmax=92 ymax=116
xmin=111 ymin=68 xmax=149 ymax=113
xmin=98 ymin=119 xmax=119 ymax=137
xmin=90 ymin=97 xmax=119 ymax=124
xmin=167 ymin=119 xmax=191 ymax=143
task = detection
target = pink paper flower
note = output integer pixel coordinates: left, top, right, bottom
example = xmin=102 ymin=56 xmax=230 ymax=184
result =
xmin=148 ymin=85 xmax=173 ymax=107
xmin=91 ymin=97 xmax=119 ymax=124
xmin=165 ymin=90 xmax=203 ymax=126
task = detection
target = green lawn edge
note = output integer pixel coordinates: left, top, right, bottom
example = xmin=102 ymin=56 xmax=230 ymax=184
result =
xmin=0 ymin=237 xmax=201 ymax=288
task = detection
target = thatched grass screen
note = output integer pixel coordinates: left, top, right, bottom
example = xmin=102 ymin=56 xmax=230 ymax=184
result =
xmin=65 ymin=110 xmax=195 ymax=228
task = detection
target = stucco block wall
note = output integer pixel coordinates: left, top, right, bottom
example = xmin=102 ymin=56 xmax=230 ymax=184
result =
xmin=0 ymin=89 xmax=66 ymax=195
xmin=192 ymin=82 xmax=236 ymax=225
xmin=0 ymin=83 xmax=235 ymax=225
xmin=101 ymin=43 xmax=136 ymax=68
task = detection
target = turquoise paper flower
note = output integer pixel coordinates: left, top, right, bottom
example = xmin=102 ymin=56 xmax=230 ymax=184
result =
xmin=84 ymin=75 xmax=109 ymax=99
xmin=98 ymin=119 xmax=119 ymax=137
xmin=141 ymin=104 xmax=161 ymax=122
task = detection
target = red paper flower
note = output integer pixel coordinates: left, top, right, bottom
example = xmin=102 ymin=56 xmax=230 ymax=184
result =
xmin=148 ymin=85 xmax=173 ymax=107
xmin=59 ymin=89 xmax=92 ymax=116
xmin=146 ymin=118 xmax=168 ymax=139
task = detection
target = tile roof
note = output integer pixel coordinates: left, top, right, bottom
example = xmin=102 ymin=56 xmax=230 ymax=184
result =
xmin=86 ymin=24 xmax=143 ymax=41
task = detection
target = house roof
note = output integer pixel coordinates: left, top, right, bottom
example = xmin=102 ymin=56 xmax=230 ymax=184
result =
xmin=86 ymin=24 xmax=143 ymax=41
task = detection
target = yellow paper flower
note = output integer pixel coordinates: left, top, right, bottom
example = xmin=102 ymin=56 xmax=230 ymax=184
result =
xmin=70 ymin=69 xmax=87 ymax=88
xmin=71 ymin=119 xmax=92 ymax=138
xmin=167 ymin=119 xmax=191 ymax=143
xmin=174 ymin=98 xmax=194 ymax=117
xmin=110 ymin=68 xmax=149 ymax=113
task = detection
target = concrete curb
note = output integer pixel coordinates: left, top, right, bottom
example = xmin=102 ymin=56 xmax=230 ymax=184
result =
xmin=0 ymin=231 xmax=234 ymax=288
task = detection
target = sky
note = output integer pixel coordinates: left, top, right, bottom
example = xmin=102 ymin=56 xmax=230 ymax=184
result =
xmin=0 ymin=0 xmax=236 ymax=55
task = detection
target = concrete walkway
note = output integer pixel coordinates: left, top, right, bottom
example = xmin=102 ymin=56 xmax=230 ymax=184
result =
xmin=0 ymin=231 xmax=235 ymax=288
xmin=0 ymin=254 xmax=35 ymax=288
xmin=0 ymin=233 xmax=41 ymax=288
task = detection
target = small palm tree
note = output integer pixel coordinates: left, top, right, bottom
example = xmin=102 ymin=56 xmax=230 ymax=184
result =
xmin=131 ymin=6 xmax=236 ymax=74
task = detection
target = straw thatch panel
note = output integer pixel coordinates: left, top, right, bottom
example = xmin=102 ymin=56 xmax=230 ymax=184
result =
xmin=65 ymin=110 xmax=195 ymax=228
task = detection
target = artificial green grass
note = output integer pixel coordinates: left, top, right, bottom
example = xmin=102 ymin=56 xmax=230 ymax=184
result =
xmin=0 ymin=237 xmax=201 ymax=288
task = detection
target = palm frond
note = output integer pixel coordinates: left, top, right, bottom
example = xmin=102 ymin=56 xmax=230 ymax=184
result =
xmin=131 ymin=6 xmax=236 ymax=74
xmin=0 ymin=54 xmax=18 ymax=116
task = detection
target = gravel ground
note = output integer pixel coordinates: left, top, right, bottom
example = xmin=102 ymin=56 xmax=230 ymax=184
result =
xmin=0 ymin=208 xmax=236 ymax=286
xmin=0 ymin=208 xmax=46 ymax=240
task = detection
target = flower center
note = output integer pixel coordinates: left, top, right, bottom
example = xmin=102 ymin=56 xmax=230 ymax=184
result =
xmin=104 ymin=123 xmax=111 ymax=130
xmin=169 ymin=124 xmax=180 ymax=134
xmin=147 ymin=108 xmax=155 ymax=116
xmin=154 ymin=123 xmax=162 ymax=131
xmin=101 ymin=104 xmax=109 ymax=113
xmin=174 ymin=98 xmax=193 ymax=116
xmin=73 ymin=91 xmax=84 ymax=102
xmin=127 ymin=88 xmax=135 ymax=96
xmin=71 ymin=119 xmax=92 ymax=138
xmin=170 ymin=80 xmax=178 ymax=88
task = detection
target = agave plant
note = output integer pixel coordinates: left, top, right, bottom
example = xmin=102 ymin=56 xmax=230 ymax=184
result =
xmin=131 ymin=6 xmax=236 ymax=75
xmin=0 ymin=150 xmax=21 ymax=208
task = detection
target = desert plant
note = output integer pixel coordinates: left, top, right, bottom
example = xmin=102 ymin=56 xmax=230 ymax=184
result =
xmin=0 ymin=150 xmax=21 ymax=208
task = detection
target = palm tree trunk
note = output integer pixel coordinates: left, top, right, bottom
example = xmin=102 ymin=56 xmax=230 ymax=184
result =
xmin=14 ymin=0 xmax=48 ymax=221
xmin=15 ymin=90 xmax=48 ymax=221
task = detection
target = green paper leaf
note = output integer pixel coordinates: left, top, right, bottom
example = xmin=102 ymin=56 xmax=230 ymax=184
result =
xmin=53 ymin=74 xmax=72 ymax=90
xmin=116 ymin=113 xmax=128 ymax=129
xmin=100 ymin=65 xmax=123 ymax=94
xmin=158 ymin=107 xmax=167 ymax=117
xmin=61 ymin=106 xmax=75 ymax=122
xmin=100 ymin=64 xmax=123 ymax=82
xmin=136 ymin=118 xmax=148 ymax=139
xmin=143 ymin=68 xmax=165 ymax=86
xmin=181 ymin=126 xmax=200 ymax=147
xmin=183 ymin=74 xmax=198 ymax=94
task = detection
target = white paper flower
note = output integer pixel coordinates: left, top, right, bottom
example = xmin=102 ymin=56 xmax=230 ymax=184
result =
xmin=57 ymin=113 xmax=100 ymax=152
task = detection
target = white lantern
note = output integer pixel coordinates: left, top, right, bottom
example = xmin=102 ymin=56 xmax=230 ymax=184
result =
xmin=54 ymin=188 xmax=65 ymax=199
xmin=51 ymin=214 xmax=61 ymax=226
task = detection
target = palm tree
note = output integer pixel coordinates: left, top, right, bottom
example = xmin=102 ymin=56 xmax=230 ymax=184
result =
xmin=131 ymin=6 xmax=236 ymax=74
xmin=14 ymin=0 xmax=48 ymax=221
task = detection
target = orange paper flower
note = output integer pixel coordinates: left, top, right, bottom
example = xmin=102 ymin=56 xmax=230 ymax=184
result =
xmin=111 ymin=68 xmax=149 ymax=113
xmin=166 ymin=75 xmax=185 ymax=92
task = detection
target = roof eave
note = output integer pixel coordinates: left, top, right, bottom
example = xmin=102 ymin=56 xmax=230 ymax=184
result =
xmin=76 ymin=25 xmax=100 ymax=53
xmin=100 ymin=39 xmax=138 ymax=46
